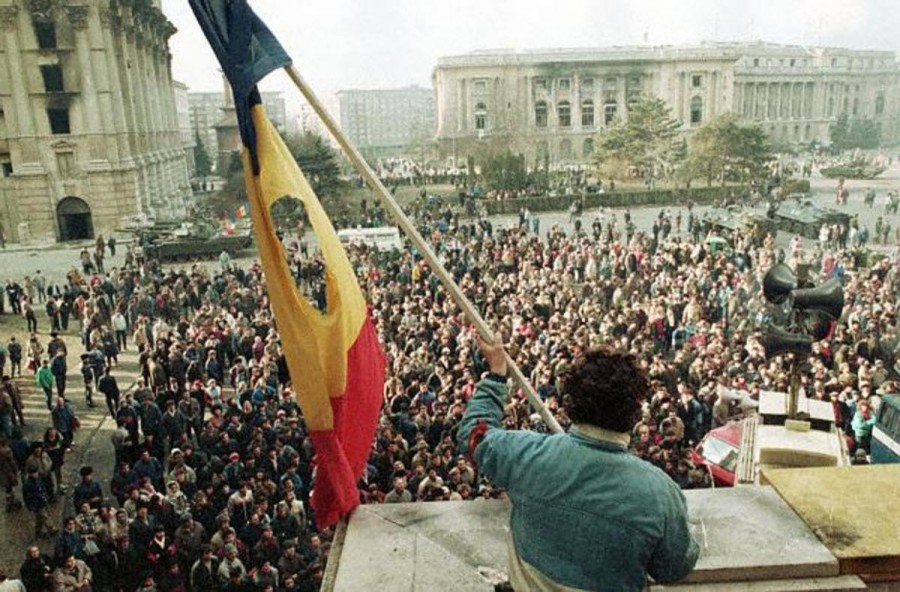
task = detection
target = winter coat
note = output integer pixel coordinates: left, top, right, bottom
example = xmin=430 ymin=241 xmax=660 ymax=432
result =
xmin=0 ymin=443 xmax=18 ymax=489
xmin=22 ymin=474 xmax=50 ymax=512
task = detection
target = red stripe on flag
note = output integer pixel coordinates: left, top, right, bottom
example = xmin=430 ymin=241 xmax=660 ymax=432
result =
xmin=309 ymin=312 xmax=385 ymax=527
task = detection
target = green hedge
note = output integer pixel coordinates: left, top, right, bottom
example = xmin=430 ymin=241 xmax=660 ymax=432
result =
xmin=780 ymin=178 xmax=811 ymax=195
xmin=482 ymin=186 xmax=729 ymax=215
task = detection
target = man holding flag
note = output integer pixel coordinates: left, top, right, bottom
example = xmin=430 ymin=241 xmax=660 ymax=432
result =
xmin=189 ymin=0 xmax=385 ymax=528
xmin=460 ymin=335 xmax=698 ymax=591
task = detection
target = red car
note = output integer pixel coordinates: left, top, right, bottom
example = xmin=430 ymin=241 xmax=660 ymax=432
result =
xmin=691 ymin=422 xmax=742 ymax=487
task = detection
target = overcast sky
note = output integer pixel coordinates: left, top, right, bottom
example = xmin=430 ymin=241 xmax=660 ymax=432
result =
xmin=162 ymin=0 xmax=899 ymax=98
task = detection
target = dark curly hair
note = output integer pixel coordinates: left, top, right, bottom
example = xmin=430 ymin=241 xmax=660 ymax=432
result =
xmin=561 ymin=349 xmax=649 ymax=433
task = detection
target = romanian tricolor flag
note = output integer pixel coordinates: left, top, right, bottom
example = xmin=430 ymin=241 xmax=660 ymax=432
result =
xmin=190 ymin=0 xmax=385 ymax=527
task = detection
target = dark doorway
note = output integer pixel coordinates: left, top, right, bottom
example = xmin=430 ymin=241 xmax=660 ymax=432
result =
xmin=57 ymin=196 xmax=94 ymax=241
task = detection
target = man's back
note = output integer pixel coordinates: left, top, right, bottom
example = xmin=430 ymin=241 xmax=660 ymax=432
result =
xmin=476 ymin=417 xmax=697 ymax=590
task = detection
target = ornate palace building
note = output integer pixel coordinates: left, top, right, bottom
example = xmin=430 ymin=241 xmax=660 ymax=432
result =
xmin=0 ymin=0 xmax=189 ymax=243
xmin=432 ymin=42 xmax=900 ymax=167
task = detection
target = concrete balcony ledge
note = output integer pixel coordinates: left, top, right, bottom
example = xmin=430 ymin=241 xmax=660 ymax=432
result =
xmin=325 ymin=476 xmax=900 ymax=591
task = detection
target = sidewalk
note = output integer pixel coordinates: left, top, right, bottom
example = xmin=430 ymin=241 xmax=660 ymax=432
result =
xmin=1 ymin=236 xmax=135 ymax=254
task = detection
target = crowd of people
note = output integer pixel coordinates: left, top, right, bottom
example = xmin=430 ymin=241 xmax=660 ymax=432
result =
xmin=0 ymin=192 xmax=897 ymax=591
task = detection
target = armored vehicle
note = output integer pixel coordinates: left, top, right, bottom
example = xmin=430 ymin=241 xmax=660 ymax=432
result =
xmin=144 ymin=219 xmax=253 ymax=262
xmin=770 ymin=199 xmax=850 ymax=238
xmin=706 ymin=206 xmax=778 ymax=242
xmin=820 ymin=160 xmax=886 ymax=180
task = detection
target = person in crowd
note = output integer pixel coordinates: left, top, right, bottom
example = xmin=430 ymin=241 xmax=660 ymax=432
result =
xmin=1 ymin=377 xmax=24 ymax=432
xmin=36 ymin=360 xmax=55 ymax=411
xmin=51 ymin=396 xmax=79 ymax=451
xmin=7 ymin=337 xmax=21 ymax=378
xmin=52 ymin=553 xmax=93 ymax=592
xmin=43 ymin=427 xmax=67 ymax=498
xmin=51 ymin=350 xmax=68 ymax=399
xmin=0 ymin=436 xmax=20 ymax=512
xmin=22 ymin=465 xmax=56 ymax=539
xmin=97 ymin=367 xmax=121 ymax=418
xmin=20 ymin=545 xmax=54 ymax=592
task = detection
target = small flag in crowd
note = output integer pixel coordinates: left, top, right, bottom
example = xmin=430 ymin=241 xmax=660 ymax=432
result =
xmin=235 ymin=204 xmax=247 ymax=219
xmin=189 ymin=0 xmax=386 ymax=527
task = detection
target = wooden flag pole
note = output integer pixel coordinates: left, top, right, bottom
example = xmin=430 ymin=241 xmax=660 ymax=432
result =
xmin=284 ymin=65 xmax=563 ymax=434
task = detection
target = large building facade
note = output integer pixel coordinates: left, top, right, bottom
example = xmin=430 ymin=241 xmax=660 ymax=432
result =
xmin=433 ymin=42 xmax=900 ymax=167
xmin=335 ymin=86 xmax=434 ymax=160
xmin=0 ymin=0 xmax=190 ymax=243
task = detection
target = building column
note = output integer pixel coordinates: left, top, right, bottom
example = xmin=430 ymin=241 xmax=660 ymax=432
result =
xmin=0 ymin=5 xmax=41 ymax=164
xmin=66 ymin=5 xmax=106 ymax=161
xmin=799 ymin=81 xmax=806 ymax=121
xmin=456 ymin=79 xmax=463 ymax=133
xmin=98 ymin=7 xmax=129 ymax=167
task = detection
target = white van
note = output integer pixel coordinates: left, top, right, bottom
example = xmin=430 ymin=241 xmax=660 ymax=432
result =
xmin=337 ymin=226 xmax=402 ymax=251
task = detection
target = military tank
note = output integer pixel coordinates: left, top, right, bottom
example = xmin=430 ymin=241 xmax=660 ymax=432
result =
xmin=819 ymin=159 xmax=886 ymax=179
xmin=144 ymin=218 xmax=253 ymax=262
xmin=770 ymin=199 xmax=850 ymax=238
xmin=706 ymin=206 xmax=778 ymax=242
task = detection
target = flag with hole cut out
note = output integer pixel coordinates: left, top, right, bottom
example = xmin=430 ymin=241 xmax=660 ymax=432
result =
xmin=189 ymin=0 xmax=385 ymax=528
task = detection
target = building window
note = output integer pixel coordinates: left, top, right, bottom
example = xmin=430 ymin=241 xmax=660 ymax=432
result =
xmin=753 ymin=58 xmax=760 ymax=67
xmin=875 ymin=94 xmax=885 ymax=116
xmin=40 ymin=65 xmax=64 ymax=92
xmin=558 ymin=78 xmax=571 ymax=91
xmin=852 ymin=97 xmax=859 ymax=116
xmin=789 ymin=58 xmax=796 ymax=67
xmin=47 ymin=107 xmax=70 ymax=134
xmin=535 ymin=101 xmax=548 ymax=127
xmin=560 ymin=139 xmax=572 ymax=159
xmin=604 ymin=100 xmax=617 ymax=124
xmin=34 ymin=21 xmax=57 ymax=49
xmin=557 ymin=101 xmax=571 ymax=127
xmin=583 ymin=138 xmax=594 ymax=157
xmin=692 ymin=74 xmax=703 ymax=88
xmin=474 ymin=102 xmax=487 ymax=131
xmin=690 ymin=96 xmax=703 ymax=125
xmin=581 ymin=99 xmax=594 ymax=127
xmin=1 ymin=160 xmax=12 ymax=177
xmin=831 ymin=58 xmax=838 ymax=67
xmin=581 ymin=78 xmax=594 ymax=92
xmin=473 ymin=80 xmax=486 ymax=94
xmin=534 ymin=79 xmax=548 ymax=92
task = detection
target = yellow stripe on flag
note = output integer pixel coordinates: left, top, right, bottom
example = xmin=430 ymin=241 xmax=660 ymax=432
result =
xmin=241 ymin=105 xmax=366 ymax=431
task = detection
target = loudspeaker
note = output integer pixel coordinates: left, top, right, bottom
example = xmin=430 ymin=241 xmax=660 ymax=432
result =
xmin=800 ymin=310 xmax=836 ymax=341
xmin=761 ymin=325 xmax=813 ymax=358
xmin=763 ymin=263 xmax=797 ymax=305
xmin=792 ymin=278 xmax=844 ymax=321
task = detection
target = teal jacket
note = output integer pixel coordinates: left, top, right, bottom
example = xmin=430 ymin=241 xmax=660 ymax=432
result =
xmin=36 ymin=366 xmax=54 ymax=390
xmin=458 ymin=378 xmax=698 ymax=591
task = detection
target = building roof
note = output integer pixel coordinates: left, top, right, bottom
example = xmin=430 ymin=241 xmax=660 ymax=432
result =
xmin=435 ymin=41 xmax=897 ymax=69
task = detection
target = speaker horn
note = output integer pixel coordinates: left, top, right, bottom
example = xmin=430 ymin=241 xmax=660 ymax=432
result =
xmin=763 ymin=263 xmax=797 ymax=305
xmin=792 ymin=278 xmax=844 ymax=321
xmin=761 ymin=326 xmax=813 ymax=358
